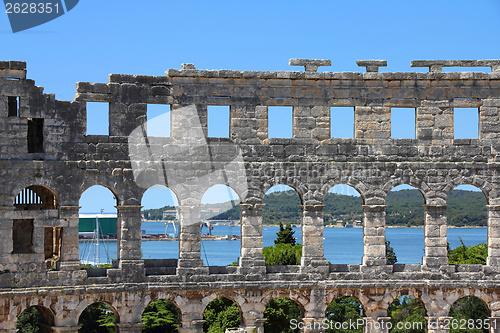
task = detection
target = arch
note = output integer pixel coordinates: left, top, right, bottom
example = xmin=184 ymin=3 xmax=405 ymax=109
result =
xmin=261 ymin=182 xmax=305 ymax=205
xmin=77 ymin=301 xmax=119 ymax=328
xmin=449 ymin=295 xmax=490 ymax=328
xmin=16 ymin=305 xmax=55 ymax=331
xmin=13 ymin=185 xmax=58 ymax=210
xmin=201 ymin=184 xmax=241 ymax=206
xmin=140 ymin=184 xmax=180 ymax=208
xmin=382 ymin=180 xmax=430 ymax=205
xmin=78 ymin=182 xmax=121 ymax=207
xmin=320 ymin=179 xmax=368 ymax=205
xmin=202 ymin=296 xmax=242 ymax=333
xmin=141 ymin=298 xmax=181 ymax=332
xmin=263 ymin=296 xmax=303 ymax=333
xmin=444 ymin=177 xmax=492 ymax=205
xmin=261 ymin=291 xmax=308 ymax=312
xmin=388 ymin=295 xmax=427 ymax=332
xmin=325 ymin=296 xmax=364 ymax=330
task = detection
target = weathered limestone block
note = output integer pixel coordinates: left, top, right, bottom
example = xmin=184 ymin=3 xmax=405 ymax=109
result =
xmin=238 ymin=203 xmax=266 ymax=275
xmin=362 ymin=205 xmax=387 ymax=266
xmin=423 ymin=205 xmax=448 ymax=269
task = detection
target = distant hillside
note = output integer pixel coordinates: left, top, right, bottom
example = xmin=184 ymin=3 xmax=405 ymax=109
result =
xmin=142 ymin=189 xmax=488 ymax=227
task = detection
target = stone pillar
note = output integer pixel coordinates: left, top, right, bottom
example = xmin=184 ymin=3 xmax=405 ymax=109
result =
xmin=300 ymin=205 xmax=328 ymax=273
xmin=178 ymin=319 xmax=205 ymax=333
xmin=302 ymin=289 xmax=327 ymax=333
xmin=177 ymin=206 xmax=208 ymax=275
xmin=425 ymin=316 xmax=452 ymax=333
xmin=116 ymin=205 xmax=145 ymax=281
xmin=238 ymin=203 xmax=266 ymax=275
xmin=241 ymin=318 xmax=265 ymax=333
xmin=363 ymin=317 xmax=391 ymax=333
xmin=362 ymin=205 xmax=386 ymax=267
xmin=0 ymin=207 xmax=14 ymax=256
xmin=423 ymin=205 xmax=448 ymax=269
xmin=115 ymin=322 xmax=144 ymax=333
xmin=487 ymin=205 xmax=500 ymax=268
xmin=58 ymin=206 xmax=81 ymax=271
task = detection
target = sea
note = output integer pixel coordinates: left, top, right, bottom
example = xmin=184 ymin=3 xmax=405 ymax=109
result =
xmin=79 ymin=222 xmax=488 ymax=266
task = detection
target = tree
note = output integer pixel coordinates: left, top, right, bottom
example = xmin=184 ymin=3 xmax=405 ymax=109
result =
xmin=17 ymin=307 xmax=41 ymax=333
xmin=448 ymin=239 xmax=487 ymax=265
xmin=142 ymin=300 xmax=179 ymax=333
xmin=78 ymin=303 xmax=115 ymax=333
xmin=203 ymin=297 xmax=240 ymax=333
xmin=262 ymin=222 xmax=302 ymax=265
xmin=262 ymin=243 xmax=302 ymax=265
xmin=388 ymin=297 xmax=426 ymax=333
xmin=264 ymin=298 xmax=301 ymax=333
xmin=275 ymin=222 xmax=296 ymax=245
xmin=386 ymin=240 xmax=397 ymax=265
xmin=447 ymin=242 xmax=489 ymax=333
xmin=325 ymin=297 xmax=363 ymax=333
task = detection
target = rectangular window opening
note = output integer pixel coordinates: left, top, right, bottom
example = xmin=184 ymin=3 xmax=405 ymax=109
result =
xmin=86 ymin=102 xmax=109 ymax=135
xmin=44 ymin=227 xmax=62 ymax=261
xmin=207 ymin=105 xmax=230 ymax=138
xmin=268 ymin=106 xmax=293 ymax=138
xmin=12 ymin=219 xmax=34 ymax=254
xmin=454 ymin=108 xmax=479 ymax=139
xmin=330 ymin=107 xmax=354 ymax=138
xmin=147 ymin=104 xmax=171 ymax=137
xmin=27 ymin=118 xmax=44 ymax=153
xmin=391 ymin=108 xmax=416 ymax=139
xmin=8 ymin=96 xmax=19 ymax=117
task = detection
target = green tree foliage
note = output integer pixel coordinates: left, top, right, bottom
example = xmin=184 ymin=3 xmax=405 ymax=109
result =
xmin=448 ymin=239 xmax=487 ymax=265
xmin=203 ymin=297 xmax=240 ymax=333
xmin=388 ymin=297 xmax=426 ymax=333
xmin=275 ymin=222 xmax=296 ymax=245
xmin=449 ymin=296 xmax=489 ymax=333
xmin=142 ymin=300 xmax=179 ymax=333
xmin=264 ymin=298 xmax=301 ymax=333
xmin=142 ymin=206 xmax=176 ymax=220
xmin=16 ymin=307 xmax=41 ymax=333
xmin=325 ymin=297 xmax=363 ymax=333
xmin=386 ymin=240 xmax=398 ymax=265
xmin=78 ymin=303 xmax=115 ymax=333
xmin=262 ymin=243 xmax=303 ymax=265
xmin=262 ymin=222 xmax=302 ymax=265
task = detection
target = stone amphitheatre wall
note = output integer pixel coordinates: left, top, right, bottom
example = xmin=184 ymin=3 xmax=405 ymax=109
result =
xmin=1 ymin=59 xmax=500 ymax=332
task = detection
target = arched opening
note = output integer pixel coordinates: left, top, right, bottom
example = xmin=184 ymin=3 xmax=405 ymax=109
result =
xmin=262 ymin=185 xmax=302 ymax=265
xmin=78 ymin=302 xmax=117 ymax=333
xmin=12 ymin=186 xmax=60 ymax=268
xmin=447 ymin=185 xmax=488 ymax=265
xmin=324 ymin=184 xmax=363 ymax=264
xmin=386 ymin=184 xmax=425 ymax=264
xmin=141 ymin=299 xmax=180 ymax=333
xmin=449 ymin=296 xmax=490 ymax=333
xmin=203 ymin=297 xmax=241 ymax=333
xmin=325 ymin=296 xmax=363 ymax=333
xmin=264 ymin=297 xmax=302 ymax=333
xmin=79 ymin=186 xmax=118 ymax=268
xmin=200 ymin=185 xmax=241 ymax=266
xmin=14 ymin=185 xmax=58 ymax=210
xmin=16 ymin=306 xmax=54 ymax=333
xmin=141 ymin=185 xmax=179 ymax=268
xmin=388 ymin=296 xmax=426 ymax=332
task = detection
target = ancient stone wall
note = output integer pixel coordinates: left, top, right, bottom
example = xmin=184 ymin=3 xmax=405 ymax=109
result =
xmin=2 ymin=59 xmax=500 ymax=332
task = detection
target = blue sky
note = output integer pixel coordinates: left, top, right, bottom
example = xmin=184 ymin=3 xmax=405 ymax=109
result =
xmin=3 ymin=0 xmax=495 ymax=212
